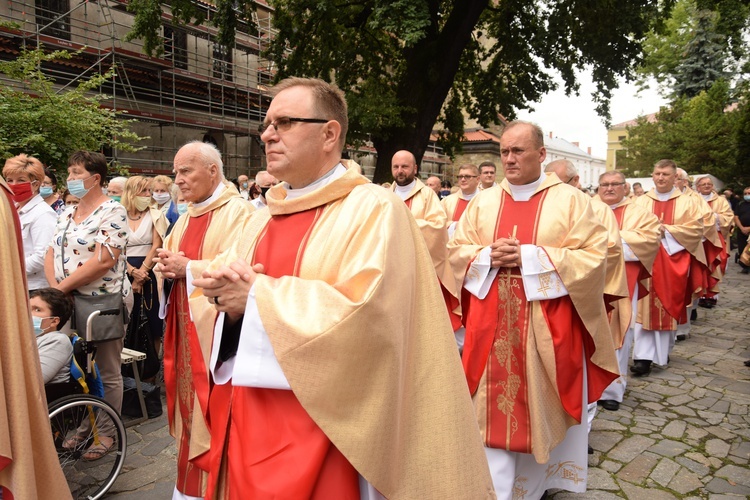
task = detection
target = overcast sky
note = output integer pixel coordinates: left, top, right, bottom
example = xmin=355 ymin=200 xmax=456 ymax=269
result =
xmin=516 ymin=72 xmax=669 ymax=160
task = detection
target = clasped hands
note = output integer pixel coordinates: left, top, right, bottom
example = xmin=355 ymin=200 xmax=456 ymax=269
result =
xmin=490 ymin=237 xmax=522 ymax=269
xmin=193 ymin=260 xmax=266 ymax=323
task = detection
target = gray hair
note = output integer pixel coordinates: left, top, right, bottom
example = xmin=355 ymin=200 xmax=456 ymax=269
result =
xmin=599 ymin=170 xmax=626 ymax=183
xmin=183 ymin=140 xmax=225 ymax=179
xmin=108 ymin=176 xmax=128 ymax=189
xmin=545 ymin=159 xmax=578 ymax=179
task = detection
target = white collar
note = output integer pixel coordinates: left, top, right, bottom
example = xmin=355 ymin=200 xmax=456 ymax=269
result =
xmin=507 ymin=172 xmax=546 ymax=202
xmin=394 ymin=179 xmax=416 ymax=200
xmin=17 ymin=194 xmax=45 ymax=214
xmin=655 ymin=187 xmax=677 ymax=201
xmin=701 ymin=193 xmax=712 ymax=201
xmin=460 ymin=189 xmax=479 ymax=201
xmin=284 ymin=163 xmax=346 ymax=201
xmin=193 ymin=182 xmax=226 ymax=208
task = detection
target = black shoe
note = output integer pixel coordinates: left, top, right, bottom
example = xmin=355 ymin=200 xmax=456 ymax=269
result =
xmin=630 ymin=359 xmax=652 ymax=377
xmin=690 ymin=308 xmax=698 ymax=321
xmin=742 ymin=267 xmax=750 ymax=274
xmin=540 ymin=491 xmax=549 ymax=500
xmin=598 ymin=399 xmax=620 ymax=411
xmin=698 ymin=298 xmax=710 ymax=309
xmin=587 ymin=445 xmax=594 ymax=455
xmin=676 ymin=333 xmax=687 ymax=341
xmin=744 ymin=360 xmax=750 ymax=367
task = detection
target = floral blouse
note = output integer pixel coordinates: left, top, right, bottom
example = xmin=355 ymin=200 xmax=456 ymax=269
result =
xmin=50 ymin=199 xmax=131 ymax=297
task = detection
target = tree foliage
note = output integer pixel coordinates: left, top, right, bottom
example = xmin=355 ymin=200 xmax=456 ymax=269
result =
xmin=637 ymin=0 xmax=749 ymax=97
xmin=618 ymin=80 xmax=744 ymax=184
xmin=0 ymin=47 xmax=145 ymax=175
xmin=126 ymin=0 xmax=674 ymax=182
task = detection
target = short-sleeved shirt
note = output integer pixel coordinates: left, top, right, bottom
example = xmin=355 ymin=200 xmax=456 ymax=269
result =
xmin=50 ymin=199 xmax=131 ymax=297
xmin=734 ymin=201 xmax=750 ymax=227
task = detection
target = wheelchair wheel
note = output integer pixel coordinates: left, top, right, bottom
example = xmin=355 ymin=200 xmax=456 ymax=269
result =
xmin=48 ymin=394 xmax=127 ymax=500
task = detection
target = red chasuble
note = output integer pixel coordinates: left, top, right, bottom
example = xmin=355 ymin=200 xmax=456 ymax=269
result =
xmin=163 ymin=212 xmax=214 ymax=496
xmin=207 ymin=208 xmax=360 ymax=500
xmin=452 ymin=197 xmax=469 ymax=221
xmin=612 ymin=205 xmax=650 ymax=301
xmin=704 ymin=199 xmax=728 ymax=297
xmin=646 ymin=199 xmax=692 ymax=328
xmin=460 ymin=190 xmax=611 ymax=453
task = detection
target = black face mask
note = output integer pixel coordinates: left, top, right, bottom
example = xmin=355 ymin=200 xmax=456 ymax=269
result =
xmin=260 ymin=186 xmax=271 ymax=198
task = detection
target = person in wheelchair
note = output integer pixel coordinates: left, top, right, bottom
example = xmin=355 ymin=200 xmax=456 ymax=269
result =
xmin=29 ymin=288 xmax=73 ymax=384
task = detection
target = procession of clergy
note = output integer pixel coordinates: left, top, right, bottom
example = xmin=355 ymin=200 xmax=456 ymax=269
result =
xmin=151 ymin=77 xmax=736 ymax=500
xmin=122 ymin=78 xmax=734 ymax=500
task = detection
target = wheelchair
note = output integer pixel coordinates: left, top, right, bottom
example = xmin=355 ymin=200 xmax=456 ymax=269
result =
xmin=45 ymin=309 xmax=127 ymax=500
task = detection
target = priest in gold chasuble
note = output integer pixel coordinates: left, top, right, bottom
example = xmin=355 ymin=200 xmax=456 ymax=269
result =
xmin=0 ymin=177 xmax=71 ymax=499
xmin=596 ymin=171 xmax=661 ymax=412
xmin=156 ymin=141 xmax=254 ymax=499
xmin=632 ymin=160 xmax=704 ymax=377
xmin=193 ymin=78 xmax=494 ymax=500
xmin=447 ymin=121 xmax=618 ymax=499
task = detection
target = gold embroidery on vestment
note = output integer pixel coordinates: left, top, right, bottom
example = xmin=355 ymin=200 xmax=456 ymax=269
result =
xmin=495 ymin=272 xmax=523 ymax=448
xmin=544 ymin=460 xmax=585 ymax=485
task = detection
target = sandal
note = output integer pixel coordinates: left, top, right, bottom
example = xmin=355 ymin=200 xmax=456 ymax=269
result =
xmin=82 ymin=438 xmax=114 ymax=461
xmin=62 ymin=434 xmax=89 ymax=450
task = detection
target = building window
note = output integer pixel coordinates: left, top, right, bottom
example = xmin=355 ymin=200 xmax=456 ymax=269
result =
xmin=164 ymin=26 xmax=188 ymax=70
xmin=618 ymin=136 xmax=626 ymax=142
xmin=213 ymin=43 xmax=233 ymax=82
xmin=35 ymin=0 xmax=70 ymax=40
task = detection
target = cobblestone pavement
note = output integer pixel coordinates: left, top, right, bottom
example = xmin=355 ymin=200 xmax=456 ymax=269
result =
xmin=104 ymin=264 xmax=750 ymax=499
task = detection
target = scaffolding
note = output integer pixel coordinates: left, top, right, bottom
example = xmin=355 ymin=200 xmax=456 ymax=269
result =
xmin=0 ymin=0 xmax=277 ymax=178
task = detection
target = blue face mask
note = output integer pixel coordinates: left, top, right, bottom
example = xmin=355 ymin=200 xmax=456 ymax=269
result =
xmin=32 ymin=315 xmax=53 ymax=336
xmin=110 ymin=195 xmax=121 ymax=203
xmin=67 ymin=175 xmax=94 ymax=198
xmin=745 ymin=195 xmax=750 ymax=202
xmin=40 ymin=186 xmax=54 ymax=198
xmin=177 ymin=203 xmax=188 ymax=215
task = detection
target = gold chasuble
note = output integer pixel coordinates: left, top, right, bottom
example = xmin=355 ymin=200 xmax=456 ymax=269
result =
xmin=609 ymin=199 xmax=661 ymax=347
xmin=634 ymin=190 xmax=704 ymax=330
xmin=205 ymin=166 xmax=494 ymax=499
xmin=591 ymin=198 xmax=630 ymax=346
xmin=441 ymin=190 xmax=472 ymax=221
xmin=0 ymin=178 xmax=70 ymax=499
xmin=389 ymin=178 xmax=449 ymax=278
xmin=448 ymin=175 xmax=619 ymax=464
xmin=705 ymin=192 xmax=734 ymax=294
xmin=162 ymin=182 xmax=253 ymax=497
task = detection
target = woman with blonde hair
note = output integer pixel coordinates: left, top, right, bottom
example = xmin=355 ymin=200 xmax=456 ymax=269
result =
xmin=122 ymin=176 xmax=168 ymax=380
xmin=152 ymin=174 xmax=179 ymax=224
xmin=2 ymin=154 xmax=57 ymax=291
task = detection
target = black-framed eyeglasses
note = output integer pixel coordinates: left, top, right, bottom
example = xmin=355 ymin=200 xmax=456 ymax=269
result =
xmin=258 ymin=116 xmax=330 ymax=134
xmin=599 ymin=182 xmax=625 ymax=188
xmin=456 ymin=175 xmax=478 ymax=180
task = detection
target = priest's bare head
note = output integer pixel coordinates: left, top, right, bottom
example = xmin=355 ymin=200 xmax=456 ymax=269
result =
xmin=598 ymin=171 xmax=627 ymax=205
xmin=545 ymin=159 xmax=580 ymax=189
xmin=652 ymin=159 xmax=677 ymax=194
xmin=500 ymin=121 xmax=546 ymax=186
xmin=173 ymin=141 xmax=225 ymax=204
xmin=261 ymin=78 xmax=347 ymax=188
xmin=695 ymin=176 xmax=714 ymax=195
xmin=391 ymin=150 xmax=418 ymax=187
xmin=426 ymin=176 xmax=441 ymax=194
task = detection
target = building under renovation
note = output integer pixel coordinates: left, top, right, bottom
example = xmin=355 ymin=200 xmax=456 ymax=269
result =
xmin=0 ymin=0 xmax=453 ymax=181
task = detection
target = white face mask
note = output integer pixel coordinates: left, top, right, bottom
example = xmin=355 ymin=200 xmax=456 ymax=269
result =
xmin=153 ymin=192 xmax=171 ymax=204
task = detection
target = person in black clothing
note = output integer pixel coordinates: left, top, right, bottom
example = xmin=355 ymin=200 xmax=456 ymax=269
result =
xmin=733 ymin=186 xmax=750 ymax=273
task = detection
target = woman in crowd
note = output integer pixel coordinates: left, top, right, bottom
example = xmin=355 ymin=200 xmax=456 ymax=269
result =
xmin=107 ymin=176 xmax=127 ymax=202
xmin=122 ymin=175 xmax=167 ymax=379
xmin=44 ymin=150 xmax=131 ymax=461
xmin=41 ymin=167 xmax=66 ymax=214
xmin=152 ymin=174 xmax=179 ymax=224
xmin=2 ymin=154 xmax=58 ymax=291
xmin=63 ymin=189 xmax=80 ymax=207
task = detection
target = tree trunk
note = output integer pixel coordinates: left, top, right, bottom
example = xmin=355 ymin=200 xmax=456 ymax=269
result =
xmin=370 ymin=0 xmax=489 ymax=184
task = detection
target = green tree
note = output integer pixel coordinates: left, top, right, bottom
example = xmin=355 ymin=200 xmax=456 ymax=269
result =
xmin=672 ymin=9 xmax=728 ymax=98
xmin=0 ymin=47 xmax=144 ymax=175
xmin=619 ymin=80 xmax=742 ymax=183
xmin=126 ymin=0 xmax=673 ymax=182
xmin=637 ymin=0 xmax=749 ymax=97
xmin=734 ymin=91 xmax=750 ymax=187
